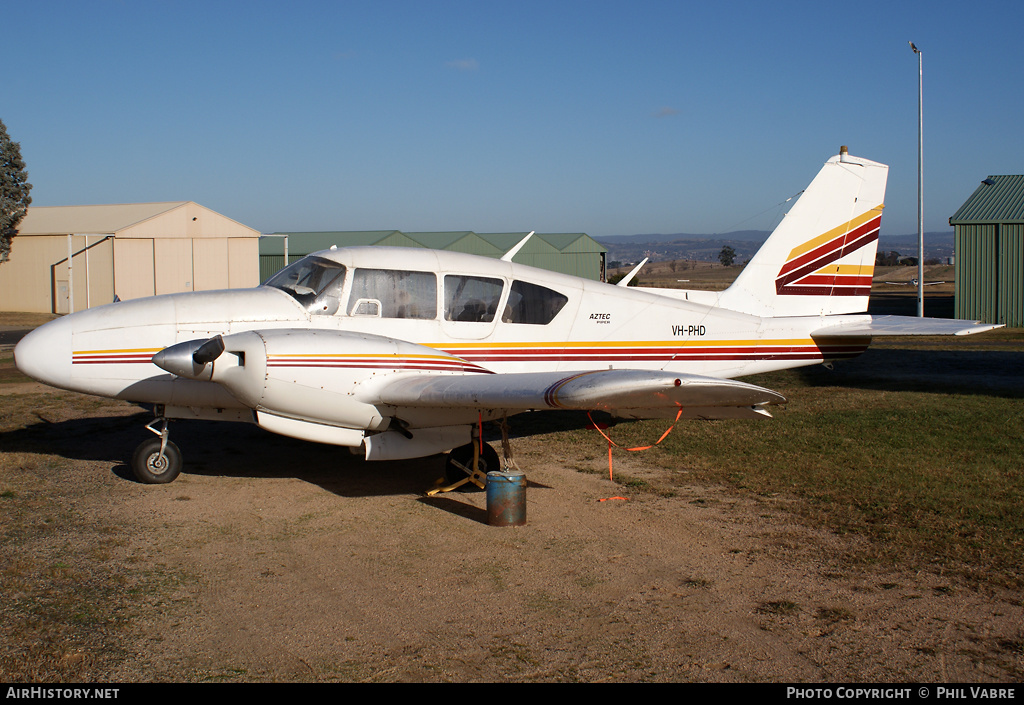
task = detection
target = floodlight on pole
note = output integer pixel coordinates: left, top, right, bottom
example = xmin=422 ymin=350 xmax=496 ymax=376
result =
xmin=910 ymin=41 xmax=924 ymax=317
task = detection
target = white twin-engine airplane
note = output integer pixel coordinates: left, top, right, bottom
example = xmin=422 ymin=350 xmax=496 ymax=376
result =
xmin=15 ymin=149 xmax=1000 ymax=484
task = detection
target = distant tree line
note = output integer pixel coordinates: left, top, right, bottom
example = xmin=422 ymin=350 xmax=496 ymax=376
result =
xmin=876 ymin=251 xmax=945 ymax=267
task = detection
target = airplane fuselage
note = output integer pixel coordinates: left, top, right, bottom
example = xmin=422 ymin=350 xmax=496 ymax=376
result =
xmin=16 ymin=246 xmax=866 ymax=430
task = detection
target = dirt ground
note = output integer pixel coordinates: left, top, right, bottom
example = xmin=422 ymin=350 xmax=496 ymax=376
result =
xmin=2 ymin=379 xmax=1022 ymax=683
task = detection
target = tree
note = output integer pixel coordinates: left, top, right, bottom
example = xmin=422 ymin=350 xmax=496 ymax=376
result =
xmin=0 ymin=119 xmax=32 ymax=265
xmin=718 ymin=245 xmax=736 ymax=267
xmin=876 ymin=251 xmax=900 ymax=267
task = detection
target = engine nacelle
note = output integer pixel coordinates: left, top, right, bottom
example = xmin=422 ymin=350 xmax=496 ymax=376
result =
xmin=362 ymin=426 xmax=471 ymax=461
xmin=153 ymin=328 xmax=484 ymax=447
xmin=210 ymin=328 xmax=449 ymax=433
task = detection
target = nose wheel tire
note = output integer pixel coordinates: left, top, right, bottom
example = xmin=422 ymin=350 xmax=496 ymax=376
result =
xmin=131 ymin=437 xmax=183 ymax=484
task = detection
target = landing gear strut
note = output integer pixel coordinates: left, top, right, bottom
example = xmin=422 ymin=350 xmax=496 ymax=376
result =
xmin=428 ymin=418 xmax=501 ymax=495
xmin=131 ymin=415 xmax=183 ymax=484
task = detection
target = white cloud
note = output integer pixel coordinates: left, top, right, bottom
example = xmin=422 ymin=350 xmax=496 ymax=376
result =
xmin=446 ymin=58 xmax=479 ymax=72
xmin=654 ymin=106 xmax=680 ymax=118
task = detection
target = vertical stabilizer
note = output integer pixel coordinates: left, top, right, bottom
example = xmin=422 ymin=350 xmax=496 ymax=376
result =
xmin=717 ymin=149 xmax=888 ymax=317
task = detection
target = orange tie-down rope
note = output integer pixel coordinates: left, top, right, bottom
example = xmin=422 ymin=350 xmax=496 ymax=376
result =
xmin=587 ymin=405 xmax=684 ymax=484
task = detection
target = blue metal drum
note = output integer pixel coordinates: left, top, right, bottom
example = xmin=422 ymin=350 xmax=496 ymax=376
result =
xmin=486 ymin=471 xmax=526 ymax=526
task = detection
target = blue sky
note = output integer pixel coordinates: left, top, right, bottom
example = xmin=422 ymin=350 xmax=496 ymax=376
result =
xmin=5 ymin=0 xmax=1023 ymax=239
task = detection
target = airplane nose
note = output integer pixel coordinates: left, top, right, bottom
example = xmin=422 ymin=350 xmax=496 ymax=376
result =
xmin=14 ymin=317 xmax=74 ymax=390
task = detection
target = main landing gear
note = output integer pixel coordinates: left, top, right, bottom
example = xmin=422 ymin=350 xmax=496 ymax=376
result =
xmin=429 ymin=418 xmax=505 ymax=495
xmin=131 ymin=415 xmax=183 ymax=484
xmin=447 ymin=442 xmax=500 ymax=483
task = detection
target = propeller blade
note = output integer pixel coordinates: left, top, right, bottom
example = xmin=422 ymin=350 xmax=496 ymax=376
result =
xmin=193 ymin=335 xmax=225 ymax=365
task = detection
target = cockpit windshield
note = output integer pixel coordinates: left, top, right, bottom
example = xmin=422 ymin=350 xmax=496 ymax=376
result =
xmin=264 ymin=257 xmax=347 ymax=314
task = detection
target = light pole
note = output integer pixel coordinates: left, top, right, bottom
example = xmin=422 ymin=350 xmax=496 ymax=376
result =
xmin=910 ymin=41 xmax=924 ymax=317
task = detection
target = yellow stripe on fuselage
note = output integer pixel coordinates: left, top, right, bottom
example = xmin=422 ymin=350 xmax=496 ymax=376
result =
xmin=426 ymin=338 xmax=819 ymax=350
xmin=73 ymin=348 xmax=162 ymax=355
xmin=270 ymin=353 xmax=457 ymax=360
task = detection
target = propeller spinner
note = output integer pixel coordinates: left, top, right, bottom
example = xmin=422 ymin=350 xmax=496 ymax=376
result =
xmin=152 ymin=335 xmax=225 ymax=379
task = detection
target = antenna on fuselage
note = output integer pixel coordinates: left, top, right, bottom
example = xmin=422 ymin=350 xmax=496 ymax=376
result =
xmin=500 ymin=231 xmax=535 ymax=262
xmin=616 ymin=258 xmax=648 ymax=287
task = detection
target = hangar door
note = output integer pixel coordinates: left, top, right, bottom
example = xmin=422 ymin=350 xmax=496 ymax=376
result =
xmin=113 ymin=239 xmax=156 ymax=301
xmin=154 ymin=239 xmax=194 ymax=295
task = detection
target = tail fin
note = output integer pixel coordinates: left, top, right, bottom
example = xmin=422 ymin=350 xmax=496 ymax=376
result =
xmin=718 ymin=148 xmax=888 ymax=317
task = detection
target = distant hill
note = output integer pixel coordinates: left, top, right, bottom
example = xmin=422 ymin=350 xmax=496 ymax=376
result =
xmin=598 ymin=231 xmax=955 ymax=265
xmin=600 ymin=230 xmax=771 ymax=244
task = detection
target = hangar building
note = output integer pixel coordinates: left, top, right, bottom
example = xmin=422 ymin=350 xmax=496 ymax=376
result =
xmin=0 ymin=202 xmax=261 ymax=314
xmin=260 ymin=231 xmax=608 ymax=283
xmin=949 ymin=175 xmax=1024 ymax=327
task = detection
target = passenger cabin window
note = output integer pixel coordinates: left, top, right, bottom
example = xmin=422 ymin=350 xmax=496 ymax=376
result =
xmin=349 ymin=269 xmax=437 ymax=319
xmin=502 ymin=280 xmax=568 ymax=325
xmin=444 ymin=275 xmax=504 ymax=322
xmin=264 ymin=257 xmax=346 ymax=315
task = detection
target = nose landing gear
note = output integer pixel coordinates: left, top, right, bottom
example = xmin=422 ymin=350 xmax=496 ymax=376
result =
xmin=131 ymin=415 xmax=183 ymax=484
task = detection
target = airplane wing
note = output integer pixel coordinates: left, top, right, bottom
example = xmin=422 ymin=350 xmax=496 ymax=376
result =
xmin=376 ymin=368 xmax=786 ymax=419
xmin=812 ymin=315 xmax=1004 ymax=338
xmin=153 ymin=331 xmax=786 ymax=426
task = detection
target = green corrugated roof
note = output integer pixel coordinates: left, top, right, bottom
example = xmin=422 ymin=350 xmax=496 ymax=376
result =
xmin=404 ymin=232 xmax=503 ymax=256
xmin=258 ymin=230 xmax=607 ymax=279
xmin=536 ymin=232 xmax=607 ymax=253
xmin=261 ymin=231 xmax=420 ymax=255
xmin=477 ymin=232 xmax=532 ymax=254
xmin=950 ymin=175 xmax=1024 ymax=224
xmin=478 ymin=232 xmax=559 ymax=256
xmin=404 ymin=231 xmax=474 ymax=248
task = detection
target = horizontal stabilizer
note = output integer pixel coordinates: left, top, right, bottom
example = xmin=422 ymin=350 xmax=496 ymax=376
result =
xmin=377 ymin=368 xmax=785 ymax=413
xmin=812 ymin=315 xmax=1004 ymax=337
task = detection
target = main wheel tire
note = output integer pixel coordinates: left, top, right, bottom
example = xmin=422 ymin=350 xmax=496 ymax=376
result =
xmin=445 ymin=442 xmax=500 ymax=486
xmin=131 ymin=437 xmax=183 ymax=484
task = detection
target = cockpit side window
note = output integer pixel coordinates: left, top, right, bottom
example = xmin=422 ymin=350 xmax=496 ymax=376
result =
xmin=444 ymin=275 xmax=504 ymax=322
xmin=349 ymin=269 xmax=437 ymax=319
xmin=264 ymin=257 xmax=346 ymax=315
xmin=502 ymin=280 xmax=568 ymax=325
